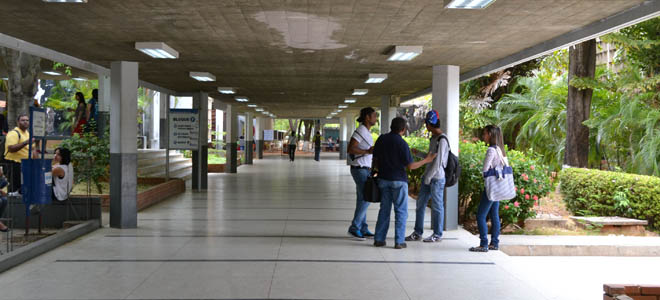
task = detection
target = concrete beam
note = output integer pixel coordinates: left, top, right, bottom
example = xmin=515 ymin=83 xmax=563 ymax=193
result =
xmin=401 ymin=0 xmax=660 ymax=102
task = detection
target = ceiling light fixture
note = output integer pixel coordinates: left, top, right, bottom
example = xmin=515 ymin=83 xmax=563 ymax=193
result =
xmin=352 ymin=89 xmax=368 ymax=96
xmin=43 ymin=71 xmax=62 ymax=76
xmin=338 ymin=105 xmax=348 ymax=109
xmin=235 ymin=96 xmax=249 ymax=102
xmin=387 ymin=46 xmax=423 ymax=61
xmin=42 ymin=0 xmax=87 ymax=3
xmin=190 ymin=72 xmax=215 ymax=82
xmin=445 ymin=0 xmax=496 ymax=9
xmin=135 ymin=42 xmax=179 ymax=59
xmin=247 ymin=104 xmax=258 ymax=108
xmin=218 ymin=87 xmax=236 ymax=94
xmin=336 ymin=109 xmax=343 ymax=113
xmin=255 ymin=108 xmax=264 ymax=112
xmin=1 ymin=77 xmax=9 ymax=80
xmin=344 ymin=98 xmax=357 ymax=104
xmin=365 ymin=73 xmax=387 ymax=84
xmin=326 ymin=116 xmax=332 ymax=119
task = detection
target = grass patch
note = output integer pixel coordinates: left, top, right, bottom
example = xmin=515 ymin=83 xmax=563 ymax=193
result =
xmin=208 ymin=154 xmax=226 ymax=164
xmin=71 ymin=181 xmax=157 ymax=195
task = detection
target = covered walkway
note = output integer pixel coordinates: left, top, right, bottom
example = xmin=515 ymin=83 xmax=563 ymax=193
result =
xmin=0 ymin=154 xmax=545 ymax=300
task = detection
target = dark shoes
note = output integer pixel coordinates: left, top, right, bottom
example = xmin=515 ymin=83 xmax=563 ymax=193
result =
xmin=348 ymin=229 xmax=365 ymax=240
xmin=488 ymin=245 xmax=499 ymax=251
xmin=373 ymin=241 xmax=386 ymax=247
xmin=469 ymin=246 xmax=488 ymax=252
xmin=363 ymin=230 xmax=375 ymax=238
xmin=394 ymin=243 xmax=407 ymax=249
xmin=405 ymin=232 xmax=421 ymax=241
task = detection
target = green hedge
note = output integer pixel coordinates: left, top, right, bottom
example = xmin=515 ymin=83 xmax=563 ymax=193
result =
xmin=560 ymin=168 xmax=660 ymax=230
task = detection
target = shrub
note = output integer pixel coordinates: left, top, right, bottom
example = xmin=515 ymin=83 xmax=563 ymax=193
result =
xmin=58 ymin=131 xmax=110 ymax=194
xmin=459 ymin=141 xmax=554 ymax=228
xmin=560 ymin=168 xmax=660 ymax=230
xmin=403 ymin=136 xmax=430 ymax=194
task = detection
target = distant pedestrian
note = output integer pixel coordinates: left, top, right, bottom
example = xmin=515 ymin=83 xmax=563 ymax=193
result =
xmin=72 ymin=92 xmax=87 ymax=135
xmin=313 ymin=131 xmax=322 ymax=161
xmin=347 ymin=107 xmax=378 ymax=240
xmin=85 ymin=89 xmax=99 ymax=133
xmin=288 ymin=131 xmax=297 ymax=162
xmin=406 ymin=110 xmax=449 ymax=243
xmin=372 ymin=117 xmax=435 ymax=249
xmin=470 ymin=125 xmax=507 ymax=253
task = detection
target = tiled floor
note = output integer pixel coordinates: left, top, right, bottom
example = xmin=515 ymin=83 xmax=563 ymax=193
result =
xmin=0 ymin=153 xmax=553 ymax=300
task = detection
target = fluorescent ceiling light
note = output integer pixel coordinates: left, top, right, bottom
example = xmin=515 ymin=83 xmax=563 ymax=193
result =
xmin=344 ymin=98 xmax=357 ymax=104
xmin=135 ymin=42 xmax=179 ymax=59
xmin=42 ymin=0 xmax=87 ymax=2
xmin=336 ymin=109 xmax=343 ymax=113
xmin=255 ymin=108 xmax=264 ymax=112
xmin=72 ymin=77 xmax=86 ymax=81
xmin=190 ymin=72 xmax=215 ymax=82
xmin=352 ymin=89 xmax=368 ymax=96
xmin=365 ymin=73 xmax=387 ymax=84
xmin=43 ymin=71 xmax=61 ymax=76
xmin=218 ymin=87 xmax=236 ymax=94
xmin=235 ymin=96 xmax=249 ymax=102
xmin=445 ymin=0 xmax=496 ymax=9
xmin=326 ymin=116 xmax=332 ymax=119
xmin=247 ymin=104 xmax=257 ymax=108
xmin=387 ymin=46 xmax=423 ymax=61
xmin=338 ymin=105 xmax=348 ymax=109
xmin=1 ymin=77 xmax=8 ymax=80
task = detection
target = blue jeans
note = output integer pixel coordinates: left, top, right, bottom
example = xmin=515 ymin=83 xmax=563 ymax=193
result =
xmin=349 ymin=168 xmax=371 ymax=233
xmin=476 ymin=191 xmax=500 ymax=247
xmin=414 ymin=178 xmax=445 ymax=236
xmin=375 ymin=179 xmax=408 ymax=244
xmin=314 ymin=148 xmax=320 ymax=161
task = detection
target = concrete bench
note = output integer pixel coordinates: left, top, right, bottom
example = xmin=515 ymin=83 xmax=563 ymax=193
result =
xmin=570 ymin=216 xmax=648 ymax=235
xmin=7 ymin=196 xmax=102 ymax=230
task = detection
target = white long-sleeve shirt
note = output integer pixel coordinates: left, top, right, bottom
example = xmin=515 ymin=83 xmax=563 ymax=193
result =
xmin=422 ymin=134 xmax=449 ymax=185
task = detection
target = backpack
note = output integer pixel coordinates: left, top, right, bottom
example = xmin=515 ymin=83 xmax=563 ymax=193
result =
xmin=438 ymin=135 xmax=460 ymax=187
xmin=0 ymin=129 xmax=20 ymax=162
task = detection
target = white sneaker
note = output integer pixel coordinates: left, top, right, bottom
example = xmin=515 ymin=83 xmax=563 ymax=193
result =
xmin=423 ymin=234 xmax=442 ymax=243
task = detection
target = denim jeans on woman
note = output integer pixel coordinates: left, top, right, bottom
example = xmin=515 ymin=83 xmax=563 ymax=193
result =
xmin=374 ymin=179 xmax=408 ymax=244
xmin=349 ymin=168 xmax=371 ymax=234
xmin=414 ymin=178 xmax=445 ymax=236
xmin=476 ymin=190 xmax=500 ymax=248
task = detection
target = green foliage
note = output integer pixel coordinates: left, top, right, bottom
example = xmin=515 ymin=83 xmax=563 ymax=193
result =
xmin=458 ymin=141 xmax=555 ymax=228
xmin=52 ymin=62 xmax=72 ymax=76
xmin=603 ymin=17 xmax=660 ymax=76
xmin=274 ymin=119 xmax=290 ymax=131
xmin=58 ymin=128 xmax=110 ymax=194
xmin=560 ymin=168 xmax=660 ymax=230
xmin=42 ymin=79 xmax=98 ymax=132
xmin=402 ymin=136 xmax=429 ymax=194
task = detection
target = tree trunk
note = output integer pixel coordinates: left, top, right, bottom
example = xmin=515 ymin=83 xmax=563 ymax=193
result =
xmin=303 ymin=120 xmax=314 ymax=141
xmin=565 ymin=40 xmax=596 ymax=168
xmin=0 ymin=47 xmax=41 ymax=129
xmin=288 ymin=119 xmax=298 ymax=134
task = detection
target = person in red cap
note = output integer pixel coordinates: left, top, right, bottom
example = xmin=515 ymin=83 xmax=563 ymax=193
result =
xmin=405 ymin=110 xmax=449 ymax=243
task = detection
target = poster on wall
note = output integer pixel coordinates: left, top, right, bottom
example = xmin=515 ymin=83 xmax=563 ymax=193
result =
xmin=168 ymin=109 xmax=199 ymax=150
xmin=263 ymin=129 xmax=274 ymax=141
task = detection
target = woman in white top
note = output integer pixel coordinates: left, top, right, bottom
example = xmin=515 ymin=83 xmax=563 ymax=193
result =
xmin=470 ymin=125 xmax=507 ymax=253
xmin=288 ymin=131 xmax=297 ymax=162
xmin=52 ymin=147 xmax=74 ymax=202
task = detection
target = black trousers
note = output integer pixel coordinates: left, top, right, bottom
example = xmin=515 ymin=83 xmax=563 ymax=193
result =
xmin=288 ymin=144 xmax=296 ymax=161
xmin=8 ymin=161 xmax=21 ymax=193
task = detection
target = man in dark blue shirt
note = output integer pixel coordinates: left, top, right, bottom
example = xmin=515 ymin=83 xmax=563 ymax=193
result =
xmin=372 ymin=117 xmax=436 ymax=249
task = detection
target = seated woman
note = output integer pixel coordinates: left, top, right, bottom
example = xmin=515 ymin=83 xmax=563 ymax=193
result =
xmin=52 ymin=148 xmax=74 ymax=202
xmin=0 ymin=167 xmax=9 ymax=232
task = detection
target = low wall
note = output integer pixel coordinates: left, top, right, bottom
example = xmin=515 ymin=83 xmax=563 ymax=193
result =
xmin=208 ymin=164 xmax=225 ymax=173
xmin=97 ymin=178 xmax=185 ymax=211
xmin=7 ymin=196 xmax=102 ymax=229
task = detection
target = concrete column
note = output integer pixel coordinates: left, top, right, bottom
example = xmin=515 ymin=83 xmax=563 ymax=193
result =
xmin=433 ymin=65 xmax=460 ymax=231
xmin=255 ymin=117 xmax=264 ymax=159
xmin=380 ymin=95 xmax=398 ymax=134
xmin=346 ymin=114 xmax=356 ymax=165
xmin=97 ymin=74 xmax=111 ymax=136
xmin=245 ymin=112 xmax=254 ymax=164
xmin=225 ymin=104 xmax=238 ymax=173
xmin=109 ymin=61 xmax=138 ymax=229
xmin=158 ymin=92 xmax=168 ymax=149
xmin=192 ymin=92 xmax=208 ymax=190
xmin=339 ymin=116 xmax=348 ymax=160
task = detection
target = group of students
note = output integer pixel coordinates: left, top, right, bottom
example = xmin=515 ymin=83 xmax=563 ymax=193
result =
xmin=347 ymin=107 xmax=502 ymax=251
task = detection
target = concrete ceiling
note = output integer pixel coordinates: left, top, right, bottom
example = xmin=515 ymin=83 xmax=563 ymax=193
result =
xmin=0 ymin=0 xmax=647 ymax=118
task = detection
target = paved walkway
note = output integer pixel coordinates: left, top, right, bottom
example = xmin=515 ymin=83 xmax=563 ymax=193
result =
xmin=0 ymin=153 xmax=658 ymax=300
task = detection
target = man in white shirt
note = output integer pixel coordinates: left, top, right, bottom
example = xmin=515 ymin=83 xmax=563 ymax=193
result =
xmin=347 ymin=107 xmax=379 ymax=240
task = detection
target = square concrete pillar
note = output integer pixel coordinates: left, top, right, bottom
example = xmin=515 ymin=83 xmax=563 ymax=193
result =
xmin=433 ymin=65 xmax=460 ymax=231
xmin=109 ymin=61 xmax=138 ymax=229
xmin=255 ymin=117 xmax=264 ymax=159
xmin=339 ymin=116 xmax=348 ymax=160
xmin=225 ymin=104 xmax=238 ymax=173
xmin=380 ymin=95 xmax=398 ymax=135
xmin=245 ymin=112 xmax=254 ymax=164
xmin=158 ymin=92 xmax=168 ymax=149
xmin=97 ymin=74 xmax=111 ymax=136
xmin=346 ymin=114 xmax=357 ymax=165
xmin=192 ymin=92 xmax=208 ymax=190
